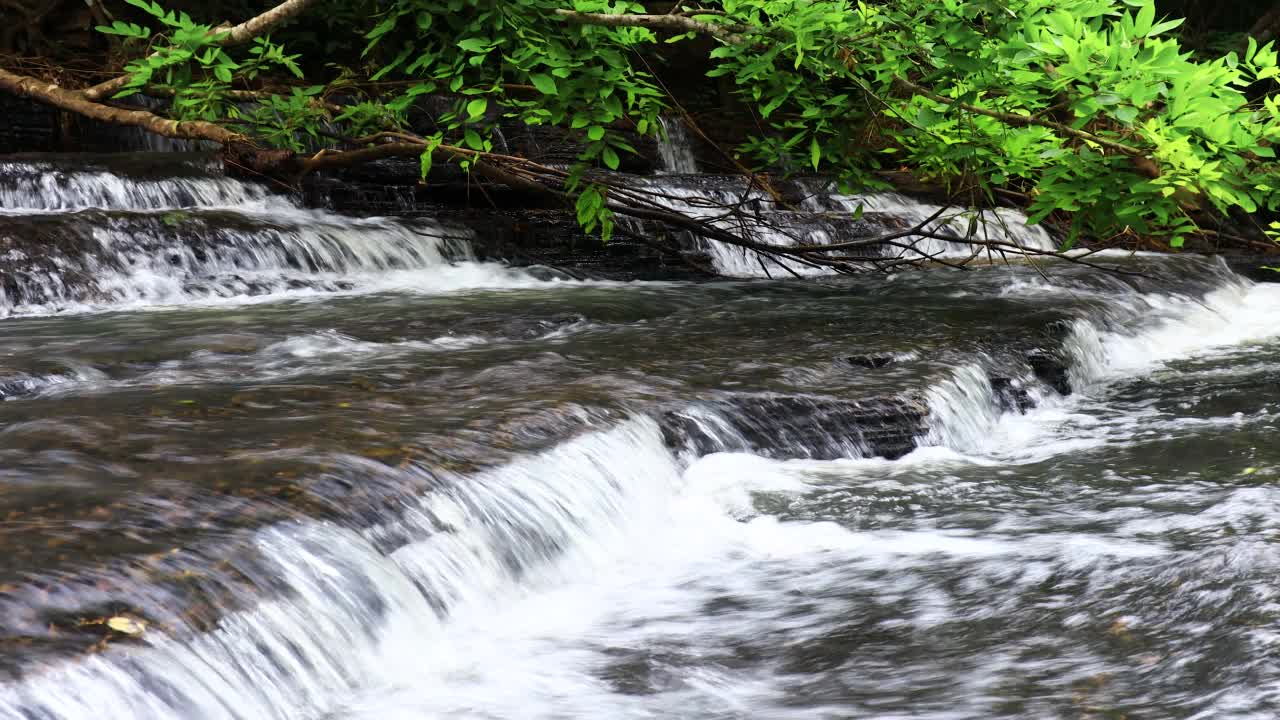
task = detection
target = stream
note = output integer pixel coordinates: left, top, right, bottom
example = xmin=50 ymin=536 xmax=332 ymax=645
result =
xmin=0 ymin=151 xmax=1278 ymax=719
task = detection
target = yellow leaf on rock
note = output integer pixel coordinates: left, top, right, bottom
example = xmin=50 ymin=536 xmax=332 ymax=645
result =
xmin=106 ymin=616 xmax=146 ymax=635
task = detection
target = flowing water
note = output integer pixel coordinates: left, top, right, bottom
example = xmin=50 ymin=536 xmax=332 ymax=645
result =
xmin=656 ymin=117 xmax=700 ymax=175
xmin=1 ymin=154 xmax=1279 ymax=719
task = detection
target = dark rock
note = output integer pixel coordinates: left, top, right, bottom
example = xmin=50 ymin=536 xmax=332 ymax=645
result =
xmin=989 ymin=376 xmax=1033 ymax=413
xmin=0 ymin=95 xmax=60 ymax=154
xmin=1026 ymin=350 xmax=1072 ymax=396
xmin=661 ymin=393 xmax=928 ymax=461
xmin=845 ymin=354 xmax=896 ymax=369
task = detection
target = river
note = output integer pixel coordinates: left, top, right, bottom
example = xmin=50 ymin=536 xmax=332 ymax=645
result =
xmin=0 ymin=154 xmax=1278 ymax=719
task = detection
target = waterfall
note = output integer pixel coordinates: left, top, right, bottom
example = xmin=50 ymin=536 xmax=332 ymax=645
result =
xmin=2 ymin=122 xmax=1277 ymax=719
xmin=0 ymin=158 xmax=549 ymax=316
xmin=0 ymin=159 xmax=293 ymax=214
xmin=655 ymin=117 xmax=699 ymax=175
xmin=2 ymin=264 xmax=1277 ymax=718
xmin=919 ymin=261 xmax=1277 ymax=459
xmin=0 ymin=223 xmax=1275 ymax=717
xmin=0 ymin=419 xmax=686 ymax=720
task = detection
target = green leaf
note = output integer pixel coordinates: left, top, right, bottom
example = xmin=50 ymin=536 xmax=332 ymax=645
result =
xmin=1147 ymin=17 xmax=1184 ymax=37
xmin=457 ymin=38 xmax=490 ymax=53
xmin=586 ymin=126 xmax=605 ymax=141
xmin=466 ymin=98 xmax=488 ymax=121
xmin=602 ymin=147 xmax=620 ymax=170
xmin=529 ymin=73 xmax=558 ymax=95
xmin=576 ymin=186 xmax=603 ymax=227
xmin=809 ymin=136 xmax=821 ymax=170
xmin=419 ymin=148 xmax=433 ymax=179
xmin=1133 ymin=2 xmax=1155 ymax=37
xmin=97 ymin=21 xmax=149 ymax=38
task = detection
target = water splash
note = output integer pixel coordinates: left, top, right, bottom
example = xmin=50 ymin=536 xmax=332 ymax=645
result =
xmin=920 ymin=268 xmax=1280 ymax=459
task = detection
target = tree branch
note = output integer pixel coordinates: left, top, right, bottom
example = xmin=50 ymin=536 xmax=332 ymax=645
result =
xmin=82 ymin=0 xmax=318 ymax=101
xmin=0 ymin=66 xmax=243 ymax=145
xmin=554 ymin=9 xmax=746 ymax=44
xmin=893 ymin=77 xmax=1144 ymax=157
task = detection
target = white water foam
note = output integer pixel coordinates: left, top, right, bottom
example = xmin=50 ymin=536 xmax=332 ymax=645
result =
xmin=0 ymin=158 xmax=583 ymax=317
xmin=0 ymin=164 xmax=295 ymax=215
xmin=0 ymin=419 xmax=681 ymax=719
xmin=0 ymin=216 xmax=547 ymax=317
xmin=922 ymin=273 xmax=1280 ymax=460
xmin=0 ymin=413 xmax=1144 ymax=719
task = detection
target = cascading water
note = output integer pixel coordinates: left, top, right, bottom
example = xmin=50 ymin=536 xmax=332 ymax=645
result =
xmin=0 ymin=156 xmax=546 ymax=315
xmin=1 ymin=151 xmax=1278 ymax=719
xmin=655 ymin=117 xmax=699 ymax=175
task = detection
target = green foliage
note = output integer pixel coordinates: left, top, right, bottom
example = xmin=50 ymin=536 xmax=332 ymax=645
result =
xmin=697 ymin=0 xmax=1280 ymax=244
xmin=98 ymin=0 xmax=1280 ymax=247
xmin=105 ymin=0 xmax=312 ymax=147
xmin=352 ymin=0 xmax=667 ymax=233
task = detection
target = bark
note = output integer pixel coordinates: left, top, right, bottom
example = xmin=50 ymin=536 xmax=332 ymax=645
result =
xmin=81 ymin=0 xmax=317 ymax=101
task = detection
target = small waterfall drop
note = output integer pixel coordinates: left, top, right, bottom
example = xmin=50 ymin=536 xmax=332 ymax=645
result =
xmin=917 ymin=263 xmax=1280 ymax=459
xmin=0 ymin=418 xmax=684 ymax=720
xmin=0 ymin=159 xmax=294 ymax=214
xmin=0 ymin=157 xmax=545 ymax=316
xmin=655 ymin=117 xmax=699 ymax=175
xmin=813 ymin=186 xmax=1059 ymax=260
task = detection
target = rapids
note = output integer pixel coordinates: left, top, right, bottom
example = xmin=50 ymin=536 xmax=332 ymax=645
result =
xmin=0 ymin=152 xmax=1278 ymax=719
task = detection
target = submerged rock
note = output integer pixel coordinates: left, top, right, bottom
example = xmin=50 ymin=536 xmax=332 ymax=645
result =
xmin=662 ymin=394 xmax=928 ymax=461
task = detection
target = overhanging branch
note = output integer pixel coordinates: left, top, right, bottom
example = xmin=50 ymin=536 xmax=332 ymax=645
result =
xmin=82 ymin=0 xmax=318 ymax=101
xmin=0 ymin=66 xmax=243 ymax=145
xmin=553 ymin=9 xmax=746 ymax=44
